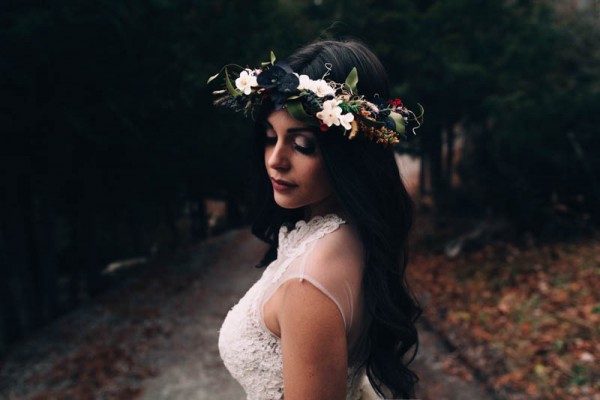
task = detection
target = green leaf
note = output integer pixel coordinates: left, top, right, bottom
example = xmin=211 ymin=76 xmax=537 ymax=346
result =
xmin=270 ymin=51 xmax=276 ymax=65
xmin=225 ymin=68 xmax=240 ymax=96
xmin=207 ymin=64 xmax=245 ymax=85
xmin=344 ymin=67 xmax=358 ymax=93
xmin=553 ymin=340 xmax=564 ymax=350
xmin=390 ymin=112 xmax=406 ymax=135
xmin=286 ymin=100 xmax=318 ymax=127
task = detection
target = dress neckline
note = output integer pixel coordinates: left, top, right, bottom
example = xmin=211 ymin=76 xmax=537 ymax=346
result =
xmin=277 ymin=213 xmax=346 ymax=259
xmin=293 ymin=213 xmax=346 ymax=229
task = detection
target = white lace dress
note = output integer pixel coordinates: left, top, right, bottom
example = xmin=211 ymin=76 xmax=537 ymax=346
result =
xmin=218 ymin=214 xmax=377 ymax=400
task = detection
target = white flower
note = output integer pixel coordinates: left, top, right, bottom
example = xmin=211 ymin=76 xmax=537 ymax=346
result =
xmin=316 ymin=99 xmax=343 ymax=127
xmin=311 ymin=79 xmax=336 ymax=97
xmin=235 ymin=70 xmax=258 ymax=95
xmin=316 ymin=99 xmax=355 ymax=131
xmin=295 ymin=74 xmax=314 ymax=91
xmin=339 ymin=111 xmax=354 ymax=130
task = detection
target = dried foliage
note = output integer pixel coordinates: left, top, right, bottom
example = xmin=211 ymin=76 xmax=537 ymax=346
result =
xmin=409 ymin=235 xmax=600 ymax=399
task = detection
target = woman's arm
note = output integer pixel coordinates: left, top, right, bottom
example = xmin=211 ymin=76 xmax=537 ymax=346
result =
xmin=279 ymin=278 xmax=348 ymax=400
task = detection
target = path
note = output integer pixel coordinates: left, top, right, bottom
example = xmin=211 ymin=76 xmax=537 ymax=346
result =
xmin=0 ymin=228 xmax=491 ymax=400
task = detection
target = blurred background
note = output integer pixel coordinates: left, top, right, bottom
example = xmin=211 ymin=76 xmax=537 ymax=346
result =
xmin=1 ymin=0 xmax=599 ymax=399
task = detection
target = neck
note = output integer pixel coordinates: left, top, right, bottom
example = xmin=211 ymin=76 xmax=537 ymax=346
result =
xmin=304 ymin=194 xmax=343 ymax=221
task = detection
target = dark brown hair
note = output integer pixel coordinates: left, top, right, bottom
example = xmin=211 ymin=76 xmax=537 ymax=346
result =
xmin=251 ymin=39 xmax=421 ymax=398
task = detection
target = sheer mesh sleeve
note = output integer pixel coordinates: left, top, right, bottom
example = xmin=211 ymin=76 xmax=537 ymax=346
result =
xmin=258 ymin=224 xmax=365 ymax=338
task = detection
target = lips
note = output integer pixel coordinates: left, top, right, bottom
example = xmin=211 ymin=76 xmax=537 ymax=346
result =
xmin=271 ymin=177 xmax=298 ymax=191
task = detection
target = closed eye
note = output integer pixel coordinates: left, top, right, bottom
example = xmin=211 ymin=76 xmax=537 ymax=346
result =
xmin=293 ymin=142 xmax=315 ymax=155
xmin=292 ymin=134 xmax=316 ymax=155
xmin=262 ymin=122 xmax=317 ymax=155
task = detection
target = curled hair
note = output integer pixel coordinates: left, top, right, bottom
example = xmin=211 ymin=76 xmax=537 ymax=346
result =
xmin=250 ymin=39 xmax=421 ymax=398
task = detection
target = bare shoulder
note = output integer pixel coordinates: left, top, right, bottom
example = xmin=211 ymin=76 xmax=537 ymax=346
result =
xmin=276 ymin=222 xmax=364 ymax=399
xmin=311 ymin=222 xmax=364 ymax=270
xmin=278 ymin=222 xmax=362 ymax=323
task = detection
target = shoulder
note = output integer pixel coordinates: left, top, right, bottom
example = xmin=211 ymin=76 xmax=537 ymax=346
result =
xmin=279 ymin=221 xmax=364 ymax=330
xmin=311 ymin=221 xmax=364 ymax=270
xmin=279 ymin=221 xmax=353 ymax=343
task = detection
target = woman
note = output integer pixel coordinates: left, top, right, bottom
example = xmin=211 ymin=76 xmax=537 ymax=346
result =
xmin=214 ymin=39 xmax=422 ymax=399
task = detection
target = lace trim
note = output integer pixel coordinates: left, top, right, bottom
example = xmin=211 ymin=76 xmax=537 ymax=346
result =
xmin=273 ymin=214 xmax=346 ymax=283
xmin=278 ymin=214 xmax=346 ymax=257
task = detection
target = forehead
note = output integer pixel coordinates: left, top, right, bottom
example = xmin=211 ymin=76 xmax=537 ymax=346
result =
xmin=266 ymin=109 xmax=312 ymax=131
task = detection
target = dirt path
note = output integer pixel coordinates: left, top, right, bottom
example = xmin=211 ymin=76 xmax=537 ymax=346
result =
xmin=0 ymin=228 xmax=492 ymax=400
xmin=139 ymin=230 xmax=265 ymax=400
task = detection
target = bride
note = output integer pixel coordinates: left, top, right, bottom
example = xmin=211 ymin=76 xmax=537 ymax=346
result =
xmin=213 ymin=39 xmax=422 ymax=399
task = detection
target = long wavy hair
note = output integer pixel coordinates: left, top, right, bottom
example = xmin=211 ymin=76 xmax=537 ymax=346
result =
xmin=250 ymin=39 xmax=421 ymax=398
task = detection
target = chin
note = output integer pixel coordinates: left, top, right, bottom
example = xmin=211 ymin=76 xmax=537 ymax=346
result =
xmin=273 ymin=193 xmax=306 ymax=210
xmin=273 ymin=199 xmax=302 ymax=210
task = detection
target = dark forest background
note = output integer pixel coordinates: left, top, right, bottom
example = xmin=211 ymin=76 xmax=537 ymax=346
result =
xmin=1 ymin=0 xmax=599 ymax=351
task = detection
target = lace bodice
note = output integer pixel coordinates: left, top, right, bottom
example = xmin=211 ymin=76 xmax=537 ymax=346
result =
xmin=218 ymin=214 xmax=367 ymax=400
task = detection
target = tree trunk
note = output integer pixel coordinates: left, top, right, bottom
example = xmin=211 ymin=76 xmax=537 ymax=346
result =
xmin=190 ymin=198 xmax=208 ymax=241
xmin=34 ymin=188 xmax=59 ymax=321
xmin=427 ymin=124 xmax=445 ymax=206
xmin=445 ymin=124 xmax=455 ymax=188
xmin=1 ymin=166 xmax=38 ymax=338
xmin=80 ymin=181 xmax=103 ymax=297
xmin=20 ymin=174 xmax=46 ymax=330
xmin=128 ymin=205 xmax=142 ymax=255
xmin=165 ymin=201 xmax=180 ymax=253
xmin=419 ymin=146 xmax=427 ymax=196
xmin=0 ymin=228 xmax=21 ymax=346
xmin=226 ymin=191 xmax=242 ymax=229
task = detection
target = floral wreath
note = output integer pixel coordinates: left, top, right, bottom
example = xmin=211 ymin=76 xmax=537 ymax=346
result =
xmin=207 ymin=51 xmax=423 ymax=146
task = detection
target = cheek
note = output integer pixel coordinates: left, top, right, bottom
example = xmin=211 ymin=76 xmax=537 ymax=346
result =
xmin=304 ymin=160 xmax=333 ymax=195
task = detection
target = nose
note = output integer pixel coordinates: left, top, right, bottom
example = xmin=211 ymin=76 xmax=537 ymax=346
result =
xmin=266 ymin=141 xmax=290 ymax=171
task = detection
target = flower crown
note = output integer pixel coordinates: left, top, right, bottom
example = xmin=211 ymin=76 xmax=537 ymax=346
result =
xmin=207 ymin=52 xmax=423 ymax=146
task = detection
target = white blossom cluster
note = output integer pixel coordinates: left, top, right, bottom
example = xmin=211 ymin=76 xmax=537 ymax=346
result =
xmin=235 ymin=68 xmax=354 ymax=130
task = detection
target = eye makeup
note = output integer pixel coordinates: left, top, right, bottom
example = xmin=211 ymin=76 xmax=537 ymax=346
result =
xmin=292 ymin=136 xmax=316 ymax=155
xmin=263 ymin=122 xmax=318 ymax=155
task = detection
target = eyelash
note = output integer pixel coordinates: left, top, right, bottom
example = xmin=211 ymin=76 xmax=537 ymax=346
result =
xmin=264 ymin=136 xmax=315 ymax=155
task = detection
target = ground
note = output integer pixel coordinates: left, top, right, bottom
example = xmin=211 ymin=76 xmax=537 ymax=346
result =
xmin=1 ymin=228 xmax=492 ymax=400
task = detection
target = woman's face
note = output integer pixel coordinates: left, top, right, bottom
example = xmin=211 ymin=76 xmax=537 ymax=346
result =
xmin=264 ymin=109 xmax=336 ymax=216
